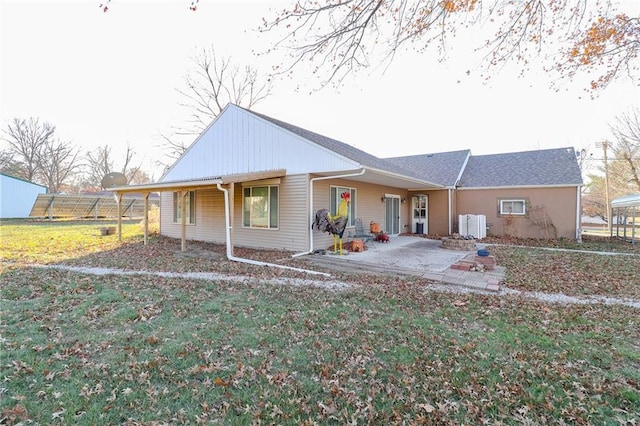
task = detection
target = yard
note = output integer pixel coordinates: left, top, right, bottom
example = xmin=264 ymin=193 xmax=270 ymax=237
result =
xmin=1 ymin=220 xmax=639 ymax=425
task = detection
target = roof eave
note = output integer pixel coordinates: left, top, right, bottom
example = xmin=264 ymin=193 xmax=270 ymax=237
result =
xmin=458 ymin=183 xmax=583 ymax=190
xmin=110 ymin=169 xmax=287 ymax=193
xmin=365 ymin=166 xmax=443 ymax=189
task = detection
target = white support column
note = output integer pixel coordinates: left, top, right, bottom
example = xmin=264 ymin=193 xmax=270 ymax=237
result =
xmin=116 ymin=193 xmax=123 ymax=241
xmin=143 ymin=193 xmax=149 ymax=246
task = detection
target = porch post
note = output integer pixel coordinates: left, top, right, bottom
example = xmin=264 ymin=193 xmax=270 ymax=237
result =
xmin=633 ymin=206 xmax=637 ymax=244
xmin=143 ymin=193 xmax=149 ymax=246
xmin=116 ymin=193 xmax=123 ymax=241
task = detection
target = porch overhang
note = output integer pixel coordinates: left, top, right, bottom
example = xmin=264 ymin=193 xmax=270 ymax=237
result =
xmin=312 ymin=167 xmax=443 ymax=190
xmin=106 ymin=169 xmax=286 ymax=248
xmin=108 ymin=169 xmax=287 ymax=194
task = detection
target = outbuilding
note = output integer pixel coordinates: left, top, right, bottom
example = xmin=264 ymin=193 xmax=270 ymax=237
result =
xmin=611 ymin=193 xmax=640 ymax=244
xmin=0 ymin=173 xmax=47 ymax=219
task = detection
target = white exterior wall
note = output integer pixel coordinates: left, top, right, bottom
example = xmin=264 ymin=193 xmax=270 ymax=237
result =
xmin=162 ymin=105 xmax=359 ymax=182
xmin=0 ymin=174 xmax=47 ymax=218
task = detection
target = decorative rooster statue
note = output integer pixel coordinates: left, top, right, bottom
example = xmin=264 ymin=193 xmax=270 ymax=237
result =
xmin=313 ymin=191 xmax=351 ymax=254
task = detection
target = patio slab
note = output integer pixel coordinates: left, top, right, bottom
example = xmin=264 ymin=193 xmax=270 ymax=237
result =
xmin=300 ymin=236 xmax=505 ymax=291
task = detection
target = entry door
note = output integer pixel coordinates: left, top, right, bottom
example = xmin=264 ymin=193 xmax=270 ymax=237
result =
xmin=384 ymin=196 xmax=400 ymax=235
xmin=412 ymin=195 xmax=428 ymax=234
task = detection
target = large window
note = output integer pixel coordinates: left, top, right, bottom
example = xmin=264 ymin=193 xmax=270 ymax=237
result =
xmin=499 ymin=199 xmax=526 ymax=216
xmin=330 ymin=186 xmax=356 ymax=227
xmin=173 ymin=191 xmax=195 ymax=224
xmin=243 ymin=185 xmax=279 ymax=229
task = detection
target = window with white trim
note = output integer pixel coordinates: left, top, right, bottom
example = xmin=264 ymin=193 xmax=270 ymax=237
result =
xmin=243 ymin=185 xmax=279 ymax=229
xmin=173 ymin=191 xmax=195 ymax=224
xmin=499 ymin=199 xmax=526 ymax=216
xmin=330 ymin=186 xmax=356 ymax=227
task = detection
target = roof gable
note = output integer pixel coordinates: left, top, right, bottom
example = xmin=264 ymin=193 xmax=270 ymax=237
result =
xmin=161 ymin=104 xmax=442 ymax=188
xmin=161 ymin=104 xmax=361 ymax=182
xmin=244 ymin=108 xmax=431 ymax=180
xmin=458 ymin=147 xmax=583 ymax=188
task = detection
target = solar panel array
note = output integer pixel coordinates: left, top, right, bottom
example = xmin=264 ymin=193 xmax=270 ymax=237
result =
xmin=29 ymin=193 xmax=160 ymax=219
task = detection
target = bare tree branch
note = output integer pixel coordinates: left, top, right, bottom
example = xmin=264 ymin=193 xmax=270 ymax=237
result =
xmin=610 ymin=107 xmax=640 ymax=191
xmin=262 ymin=0 xmax=639 ymax=90
xmin=160 ymin=46 xmax=272 ymax=162
xmin=37 ymin=138 xmax=81 ymax=193
xmin=1 ymin=117 xmax=55 ymax=181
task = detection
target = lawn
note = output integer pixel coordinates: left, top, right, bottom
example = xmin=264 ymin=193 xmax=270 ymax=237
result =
xmin=1 ymin=220 xmax=639 ymax=425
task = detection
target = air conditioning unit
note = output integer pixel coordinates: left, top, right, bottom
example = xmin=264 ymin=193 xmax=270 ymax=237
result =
xmin=458 ymin=214 xmax=487 ymax=239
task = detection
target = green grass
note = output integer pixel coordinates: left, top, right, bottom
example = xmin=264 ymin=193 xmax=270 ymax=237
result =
xmin=1 ymin=220 xmax=639 ymax=424
xmin=0 ymin=219 xmax=143 ymax=265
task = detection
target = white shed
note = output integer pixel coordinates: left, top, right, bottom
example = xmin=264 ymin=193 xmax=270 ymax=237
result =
xmin=0 ymin=173 xmax=47 ymax=218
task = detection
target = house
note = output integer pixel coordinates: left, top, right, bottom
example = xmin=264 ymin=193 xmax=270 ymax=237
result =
xmin=111 ymin=104 xmax=583 ymax=253
xmin=0 ymin=173 xmax=47 ymax=219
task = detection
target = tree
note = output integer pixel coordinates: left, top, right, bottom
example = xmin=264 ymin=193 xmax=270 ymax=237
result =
xmin=262 ymin=0 xmax=639 ymax=90
xmin=0 ymin=147 xmax=18 ymax=175
xmin=583 ymin=110 xmax=640 ymax=218
xmin=610 ymin=107 xmax=640 ymax=191
xmin=1 ymin=118 xmax=55 ymax=181
xmin=37 ymin=138 xmax=81 ymax=193
xmin=162 ymin=47 xmax=272 ymax=161
xmin=84 ymin=145 xmax=115 ymax=191
xmin=83 ymin=144 xmax=143 ymax=191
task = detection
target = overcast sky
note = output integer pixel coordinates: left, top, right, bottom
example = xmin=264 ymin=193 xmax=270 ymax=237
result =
xmin=1 ymin=0 xmax=638 ymax=179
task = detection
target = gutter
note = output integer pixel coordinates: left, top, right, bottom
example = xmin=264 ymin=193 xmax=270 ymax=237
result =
xmin=292 ymin=168 xmax=366 ymax=258
xmin=216 ymin=183 xmax=330 ymax=277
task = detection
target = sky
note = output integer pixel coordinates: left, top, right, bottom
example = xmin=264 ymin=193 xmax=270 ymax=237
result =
xmin=1 ymin=0 xmax=639 ymax=179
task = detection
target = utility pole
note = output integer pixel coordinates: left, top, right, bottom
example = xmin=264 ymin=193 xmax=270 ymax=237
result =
xmin=596 ymin=141 xmax=611 ymax=234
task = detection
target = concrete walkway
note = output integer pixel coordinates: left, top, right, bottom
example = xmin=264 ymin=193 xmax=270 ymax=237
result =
xmin=300 ymin=236 xmax=505 ymax=292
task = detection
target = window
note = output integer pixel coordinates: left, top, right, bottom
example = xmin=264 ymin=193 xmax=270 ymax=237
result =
xmin=330 ymin=186 xmax=356 ymax=227
xmin=173 ymin=191 xmax=195 ymax=224
xmin=499 ymin=199 xmax=526 ymax=216
xmin=243 ymin=185 xmax=278 ymax=228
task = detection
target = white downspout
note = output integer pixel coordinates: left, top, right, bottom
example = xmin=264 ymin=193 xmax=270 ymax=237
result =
xmin=576 ymin=185 xmax=582 ymax=242
xmin=292 ymin=168 xmax=366 ymax=258
xmin=448 ymin=189 xmax=452 ymax=235
xmin=216 ymin=183 xmax=330 ymax=277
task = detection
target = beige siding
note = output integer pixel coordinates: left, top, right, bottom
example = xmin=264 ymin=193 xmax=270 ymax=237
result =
xmin=405 ymin=190 xmax=451 ymax=236
xmin=457 ymin=187 xmax=579 ymax=239
xmin=426 ymin=190 xmax=449 ymax=236
xmin=312 ymin=179 xmax=411 ymax=250
xmin=233 ymin=174 xmax=309 ymax=252
xmin=160 ymin=177 xmax=310 ymax=252
xmin=159 ymin=177 xmax=462 ymax=251
xmin=160 ymin=189 xmax=227 ymax=243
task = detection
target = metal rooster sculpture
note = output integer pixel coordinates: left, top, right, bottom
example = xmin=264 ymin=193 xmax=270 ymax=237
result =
xmin=313 ymin=191 xmax=350 ymax=254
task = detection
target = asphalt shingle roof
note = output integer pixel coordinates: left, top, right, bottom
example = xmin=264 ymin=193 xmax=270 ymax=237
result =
xmin=241 ymin=106 xmax=582 ymax=189
xmin=246 ymin=108 xmax=436 ymax=183
xmin=457 ymin=147 xmax=584 ymax=187
xmin=385 ymin=150 xmax=470 ymax=187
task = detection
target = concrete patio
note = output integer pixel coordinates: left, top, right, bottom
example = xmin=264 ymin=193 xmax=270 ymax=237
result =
xmin=299 ymin=235 xmax=505 ymax=292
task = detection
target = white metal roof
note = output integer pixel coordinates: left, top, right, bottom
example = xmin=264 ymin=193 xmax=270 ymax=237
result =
xmin=611 ymin=194 xmax=640 ymax=208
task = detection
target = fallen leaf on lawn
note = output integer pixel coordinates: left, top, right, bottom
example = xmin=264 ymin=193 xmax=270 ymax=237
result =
xmin=52 ymin=407 xmax=65 ymax=419
xmin=418 ymin=403 xmax=435 ymax=413
xmin=214 ymin=377 xmax=229 ymax=387
xmin=453 ymin=300 xmax=467 ymax=307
